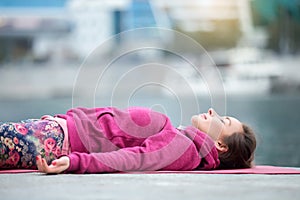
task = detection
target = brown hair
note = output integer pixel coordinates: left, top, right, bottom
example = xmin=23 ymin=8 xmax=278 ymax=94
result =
xmin=218 ymin=124 xmax=257 ymax=169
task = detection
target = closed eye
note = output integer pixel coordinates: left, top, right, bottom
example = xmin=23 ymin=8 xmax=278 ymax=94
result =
xmin=225 ymin=117 xmax=232 ymax=126
xmin=220 ymin=118 xmax=225 ymax=124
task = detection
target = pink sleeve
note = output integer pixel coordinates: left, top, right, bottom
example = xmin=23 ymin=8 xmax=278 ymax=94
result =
xmin=66 ymin=129 xmax=200 ymax=174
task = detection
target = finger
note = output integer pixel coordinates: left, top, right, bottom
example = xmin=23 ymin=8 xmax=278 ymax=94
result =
xmin=51 ymin=159 xmax=61 ymax=167
xmin=42 ymin=158 xmax=56 ymax=173
xmin=51 ymin=157 xmax=65 ymax=167
xmin=37 ymin=157 xmax=51 ymax=173
xmin=36 ymin=156 xmax=46 ymax=172
xmin=44 ymin=158 xmax=64 ymax=174
xmin=36 ymin=155 xmax=41 ymax=170
xmin=51 ymin=160 xmax=57 ymax=166
xmin=39 ymin=157 xmax=47 ymax=172
xmin=41 ymin=158 xmax=48 ymax=170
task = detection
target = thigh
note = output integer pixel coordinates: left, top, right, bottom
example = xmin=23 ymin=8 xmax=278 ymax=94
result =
xmin=0 ymin=119 xmax=64 ymax=169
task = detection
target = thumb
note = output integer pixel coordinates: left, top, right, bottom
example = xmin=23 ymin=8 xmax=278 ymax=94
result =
xmin=51 ymin=159 xmax=59 ymax=166
xmin=51 ymin=158 xmax=64 ymax=166
xmin=51 ymin=156 xmax=69 ymax=167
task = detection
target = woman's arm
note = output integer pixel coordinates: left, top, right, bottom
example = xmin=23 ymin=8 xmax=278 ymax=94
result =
xmin=38 ymin=129 xmax=199 ymax=174
xmin=65 ymin=129 xmax=199 ymax=174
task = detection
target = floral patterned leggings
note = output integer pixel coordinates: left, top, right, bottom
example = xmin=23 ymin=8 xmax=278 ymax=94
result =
xmin=0 ymin=119 xmax=64 ymax=169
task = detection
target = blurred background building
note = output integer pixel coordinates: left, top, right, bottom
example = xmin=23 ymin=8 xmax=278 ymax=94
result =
xmin=1 ymin=0 xmax=300 ymax=95
xmin=0 ymin=0 xmax=300 ymax=167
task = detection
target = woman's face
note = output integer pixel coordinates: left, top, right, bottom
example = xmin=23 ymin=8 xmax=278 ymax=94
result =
xmin=191 ymin=108 xmax=243 ymax=142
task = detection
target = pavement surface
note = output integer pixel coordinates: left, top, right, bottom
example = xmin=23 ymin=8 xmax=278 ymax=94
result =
xmin=1 ymin=172 xmax=300 ymax=200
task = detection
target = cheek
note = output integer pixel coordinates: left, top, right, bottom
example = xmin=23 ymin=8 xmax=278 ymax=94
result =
xmin=207 ymin=119 xmax=224 ymax=140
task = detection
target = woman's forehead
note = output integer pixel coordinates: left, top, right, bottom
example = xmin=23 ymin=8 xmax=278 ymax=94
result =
xmin=228 ymin=116 xmax=243 ymax=130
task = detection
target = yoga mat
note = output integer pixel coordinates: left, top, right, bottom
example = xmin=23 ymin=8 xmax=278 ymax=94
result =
xmin=0 ymin=169 xmax=38 ymax=174
xmin=0 ymin=166 xmax=300 ymax=174
xmin=124 ymin=166 xmax=300 ymax=175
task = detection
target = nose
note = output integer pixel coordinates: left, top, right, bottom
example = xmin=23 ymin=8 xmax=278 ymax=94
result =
xmin=208 ymin=108 xmax=221 ymax=118
xmin=208 ymin=108 xmax=214 ymax=116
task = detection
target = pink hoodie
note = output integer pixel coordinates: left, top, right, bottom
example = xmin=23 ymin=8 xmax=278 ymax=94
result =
xmin=57 ymin=107 xmax=220 ymax=173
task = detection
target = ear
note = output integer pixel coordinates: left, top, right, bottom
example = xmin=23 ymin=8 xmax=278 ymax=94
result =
xmin=215 ymin=141 xmax=228 ymax=153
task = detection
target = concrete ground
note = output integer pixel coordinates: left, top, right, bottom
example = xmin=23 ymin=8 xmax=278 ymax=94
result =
xmin=1 ymin=172 xmax=300 ymax=200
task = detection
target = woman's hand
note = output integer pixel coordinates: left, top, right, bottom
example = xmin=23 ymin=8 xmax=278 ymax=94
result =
xmin=36 ymin=155 xmax=70 ymax=174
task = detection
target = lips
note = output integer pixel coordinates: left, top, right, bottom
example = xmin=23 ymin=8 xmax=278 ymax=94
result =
xmin=201 ymin=114 xmax=207 ymax=120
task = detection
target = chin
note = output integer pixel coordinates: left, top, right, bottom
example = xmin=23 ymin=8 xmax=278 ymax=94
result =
xmin=191 ymin=115 xmax=198 ymax=124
